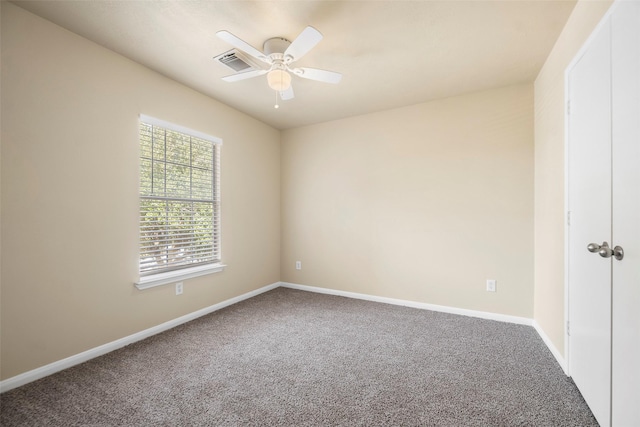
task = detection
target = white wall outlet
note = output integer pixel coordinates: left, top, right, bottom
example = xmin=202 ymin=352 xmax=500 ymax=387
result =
xmin=295 ymin=261 xmax=302 ymax=270
xmin=486 ymin=279 xmax=496 ymax=292
xmin=176 ymin=282 xmax=183 ymax=295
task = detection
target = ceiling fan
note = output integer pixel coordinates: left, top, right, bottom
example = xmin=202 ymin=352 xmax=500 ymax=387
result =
xmin=216 ymin=26 xmax=342 ymax=107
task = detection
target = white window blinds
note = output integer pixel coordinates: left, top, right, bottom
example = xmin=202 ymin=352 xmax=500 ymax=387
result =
xmin=138 ymin=116 xmax=221 ymax=277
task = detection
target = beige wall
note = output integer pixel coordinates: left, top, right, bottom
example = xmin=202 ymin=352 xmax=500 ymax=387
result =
xmin=281 ymin=84 xmax=534 ymax=318
xmin=0 ymin=3 xmax=281 ymax=380
xmin=533 ymin=0 xmax=612 ymax=357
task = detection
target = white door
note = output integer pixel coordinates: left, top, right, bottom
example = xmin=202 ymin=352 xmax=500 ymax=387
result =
xmin=611 ymin=2 xmax=640 ymax=426
xmin=568 ymin=2 xmax=640 ymax=426
xmin=567 ymin=18 xmax=612 ymax=427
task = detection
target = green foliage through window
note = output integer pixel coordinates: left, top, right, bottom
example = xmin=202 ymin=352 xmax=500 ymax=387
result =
xmin=139 ymin=120 xmax=220 ymax=275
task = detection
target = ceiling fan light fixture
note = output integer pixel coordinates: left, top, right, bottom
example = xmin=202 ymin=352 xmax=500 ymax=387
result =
xmin=267 ymin=69 xmax=291 ymax=91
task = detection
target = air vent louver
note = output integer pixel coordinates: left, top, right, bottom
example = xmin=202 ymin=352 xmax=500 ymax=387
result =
xmin=214 ymin=49 xmax=263 ymax=73
xmin=218 ymin=52 xmax=250 ymax=72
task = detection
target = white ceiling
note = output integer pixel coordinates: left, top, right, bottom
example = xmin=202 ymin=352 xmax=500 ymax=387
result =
xmin=12 ymin=0 xmax=576 ymax=130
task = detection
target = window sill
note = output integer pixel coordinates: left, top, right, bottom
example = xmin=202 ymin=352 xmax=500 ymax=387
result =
xmin=134 ymin=263 xmax=226 ymax=290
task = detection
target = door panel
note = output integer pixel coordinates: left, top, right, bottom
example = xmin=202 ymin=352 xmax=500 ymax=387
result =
xmin=568 ymin=19 xmax=612 ymax=427
xmin=611 ymin=2 xmax=640 ymax=425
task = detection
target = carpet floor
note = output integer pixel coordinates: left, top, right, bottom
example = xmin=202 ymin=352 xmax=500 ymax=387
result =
xmin=0 ymin=287 xmax=597 ymax=426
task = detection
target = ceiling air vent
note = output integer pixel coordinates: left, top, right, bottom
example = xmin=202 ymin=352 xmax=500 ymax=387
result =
xmin=214 ymin=49 xmax=263 ymax=73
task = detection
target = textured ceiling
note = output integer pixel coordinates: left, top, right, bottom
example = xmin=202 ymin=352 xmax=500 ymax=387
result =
xmin=12 ymin=1 xmax=576 ymax=130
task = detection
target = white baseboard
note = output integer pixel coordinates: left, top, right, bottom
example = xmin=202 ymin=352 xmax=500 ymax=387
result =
xmin=0 ymin=282 xmax=280 ymax=393
xmin=532 ymin=320 xmax=568 ymax=375
xmin=279 ymin=282 xmax=533 ymax=326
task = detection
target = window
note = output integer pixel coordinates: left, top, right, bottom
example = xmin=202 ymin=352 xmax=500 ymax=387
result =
xmin=135 ymin=115 xmax=223 ymax=289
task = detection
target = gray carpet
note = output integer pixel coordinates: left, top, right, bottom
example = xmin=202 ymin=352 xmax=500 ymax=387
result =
xmin=0 ymin=287 xmax=597 ymax=426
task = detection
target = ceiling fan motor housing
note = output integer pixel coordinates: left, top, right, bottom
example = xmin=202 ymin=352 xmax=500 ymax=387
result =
xmin=263 ymin=37 xmax=291 ymax=57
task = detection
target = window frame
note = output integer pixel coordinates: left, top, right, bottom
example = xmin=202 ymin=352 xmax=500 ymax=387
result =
xmin=135 ymin=115 xmax=224 ymax=290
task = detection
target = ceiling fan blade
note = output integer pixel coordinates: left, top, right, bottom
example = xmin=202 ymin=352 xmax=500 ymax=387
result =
xmin=284 ymin=26 xmax=323 ymax=62
xmin=293 ymin=67 xmax=342 ymax=84
xmin=280 ymin=86 xmax=295 ymax=101
xmin=221 ymin=69 xmax=267 ymax=82
xmin=216 ymin=30 xmax=268 ymax=63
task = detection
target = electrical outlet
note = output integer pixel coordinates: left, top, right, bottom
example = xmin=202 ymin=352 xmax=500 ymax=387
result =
xmin=486 ymin=279 xmax=496 ymax=292
xmin=295 ymin=261 xmax=302 ymax=270
xmin=176 ymin=282 xmax=183 ymax=295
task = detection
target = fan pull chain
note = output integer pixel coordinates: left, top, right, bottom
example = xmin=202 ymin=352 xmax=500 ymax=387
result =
xmin=274 ymin=90 xmax=280 ymax=109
